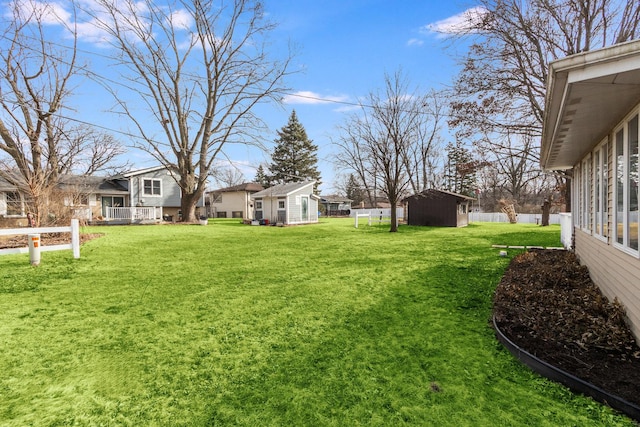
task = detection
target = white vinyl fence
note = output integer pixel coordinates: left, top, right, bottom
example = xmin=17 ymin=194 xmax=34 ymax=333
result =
xmin=559 ymin=213 xmax=572 ymax=249
xmin=470 ymin=212 xmax=561 ymax=225
xmin=0 ymin=219 xmax=80 ymax=258
xmin=351 ymin=208 xmax=403 ymax=227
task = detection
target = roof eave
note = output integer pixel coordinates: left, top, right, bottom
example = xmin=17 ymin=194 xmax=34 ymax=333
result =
xmin=541 ymin=39 xmax=640 ymax=171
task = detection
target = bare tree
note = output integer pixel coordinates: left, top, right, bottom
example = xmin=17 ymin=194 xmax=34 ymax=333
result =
xmin=447 ymin=0 xmax=640 ymax=212
xmin=401 ymin=89 xmax=446 ymax=194
xmin=450 ymin=0 xmax=640 ymax=139
xmin=210 ymin=162 xmax=246 ymax=189
xmin=333 ymin=124 xmax=380 ymax=209
xmin=88 ymin=0 xmax=293 ymax=222
xmin=335 ymin=80 xmax=444 ymax=215
xmin=55 ymin=124 xmax=131 ymax=176
xmin=336 ymin=71 xmax=426 ymax=232
xmin=483 ymin=133 xmax=543 ymax=202
xmin=0 ymin=0 xmax=79 ymax=225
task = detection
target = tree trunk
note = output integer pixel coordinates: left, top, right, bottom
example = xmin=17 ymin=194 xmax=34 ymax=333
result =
xmin=389 ymin=201 xmax=398 ymax=232
xmin=180 ymin=192 xmax=200 ymax=222
xmin=541 ymin=199 xmax=551 ymax=227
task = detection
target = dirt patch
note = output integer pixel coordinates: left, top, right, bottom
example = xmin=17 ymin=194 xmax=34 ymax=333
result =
xmin=493 ymin=249 xmax=640 ymax=407
xmin=0 ymin=232 xmax=103 ymax=249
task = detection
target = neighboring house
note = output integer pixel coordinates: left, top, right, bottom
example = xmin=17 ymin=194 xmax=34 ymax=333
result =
xmin=541 ymin=39 xmax=640 ymax=340
xmin=251 ymin=181 xmax=320 ymax=225
xmin=206 ymin=182 xmax=264 ymax=219
xmin=404 ymin=189 xmax=474 ymax=227
xmin=0 ymin=166 xmax=205 ymax=226
xmin=57 ymin=174 xmax=127 ymax=220
xmin=107 ymin=166 xmax=205 ymax=222
xmin=0 ymin=176 xmax=27 ymax=227
xmin=319 ymin=195 xmax=352 ymax=216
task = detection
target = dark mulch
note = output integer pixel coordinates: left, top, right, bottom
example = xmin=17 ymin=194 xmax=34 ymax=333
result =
xmin=493 ymin=249 xmax=640 ymax=407
xmin=0 ymin=232 xmax=103 ymax=249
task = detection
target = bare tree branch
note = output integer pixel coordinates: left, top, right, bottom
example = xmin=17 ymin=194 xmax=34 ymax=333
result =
xmin=88 ymin=0 xmax=295 ymax=221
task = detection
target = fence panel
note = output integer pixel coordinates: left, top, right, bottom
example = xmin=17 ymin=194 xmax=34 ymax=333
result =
xmin=350 ymin=208 xmax=404 ymax=219
xmin=0 ymin=219 xmax=80 ymax=258
xmin=559 ymin=213 xmax=573 ymax=249
xmin=470 ymin=212 xmax=561 ymax=225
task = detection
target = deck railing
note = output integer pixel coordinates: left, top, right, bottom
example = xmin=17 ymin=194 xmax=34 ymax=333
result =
xmin=105 ymin=206 xmax=161 ymax=221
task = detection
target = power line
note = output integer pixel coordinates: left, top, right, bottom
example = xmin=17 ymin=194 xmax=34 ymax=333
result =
xmin=0 ymin=31 xmax=450 ymax=119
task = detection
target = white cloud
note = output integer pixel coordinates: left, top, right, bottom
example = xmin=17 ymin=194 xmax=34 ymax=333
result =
xmin=282 ymin=91 xmax=350 ymax=105
xmin=8 ymin=0 xmax=195 ymax=47
xmin=422 ymin=7 xmax=489 ymax=37
xmin=407 ymin=38 xmax=424 ymax=47
xmin=167 ymin=9 xmax=193 ymax=31
xmin=333 ymin=105 xmax=361 ymax=113
xmin=8 ymin=0 xmax=71 ymax=25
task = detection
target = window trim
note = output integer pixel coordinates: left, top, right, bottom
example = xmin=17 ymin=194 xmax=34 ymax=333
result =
xmin=4 ymin=191 xmax=24 ymax=217
xmin=579 ymin=155 xmax=591 ymax=233
xmin=612 ymin=110 xmax=639 ymax=257
xmin=592 ymin=139 xmax=608 ymax=242
xmin=143 ymin=178 xmax=162 ymax=197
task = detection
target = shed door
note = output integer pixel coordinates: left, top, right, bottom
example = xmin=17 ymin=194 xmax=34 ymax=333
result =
xmin=301 ymin=196 xmax=309 ymax=221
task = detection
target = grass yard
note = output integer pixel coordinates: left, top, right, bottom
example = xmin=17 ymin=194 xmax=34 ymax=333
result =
xmin=0 ymin=219 xmax=634 ymax=426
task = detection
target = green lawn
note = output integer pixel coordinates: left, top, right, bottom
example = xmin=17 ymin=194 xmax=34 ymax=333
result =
xmin=0 ymin=219 xmax=633 ymax=426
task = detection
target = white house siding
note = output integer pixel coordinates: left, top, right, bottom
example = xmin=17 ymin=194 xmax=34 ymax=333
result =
xmin=571 ymin=103 xmax=640 ymax=342
xmin=286 ymin=188 xmax=318 ymax=224
xmin=541 ymin=41 xmax=640 ymax=343
xmin=129 ymin=169 xmax=182 ymax=208
xmin=0 ymin=193 xmax=6 ymax=215
xmin=213 ymin=191 xmax=251 ymax=219
xmin=575 ymin=229 xmax=640 ymax=339
xmin=261 ymin=198 xmax=278 ymax=223
xmin=251 ymin=181 xmax=318 ymax=225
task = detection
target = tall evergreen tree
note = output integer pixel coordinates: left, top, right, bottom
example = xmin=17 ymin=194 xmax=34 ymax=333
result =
xmin=444 ymin=141 xmax=477 ymax=197
xmin=345 ymin=173 xmax=365 ymax=207
xmin=254 ymin=164 xmax=270 ymax=188
xmin=269 ymin=110 xmax=321 ymax=189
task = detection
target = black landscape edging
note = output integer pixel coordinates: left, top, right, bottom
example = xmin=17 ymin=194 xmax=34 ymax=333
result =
xmin=493 ymin=316 xmax=640 ymax=422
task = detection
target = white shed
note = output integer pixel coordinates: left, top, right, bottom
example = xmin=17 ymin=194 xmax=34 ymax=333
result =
xmin=251 ymin=181 xmax=319 ymax=225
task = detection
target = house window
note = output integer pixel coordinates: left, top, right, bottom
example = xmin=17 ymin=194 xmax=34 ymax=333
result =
xmin=216 ymin=211 xmax=227 ymax=218
xmin=616 ymin=127 xmax=625 ymax=245
xmin=65 ymin=194 xmax=89 ymax=206
xmin=255 ymin=200 xmax=263 ymax=210
xmin=613 ymin=113 xmax=639 ymax=253
xmin=6 ymin=192 xmax=23 ymax=216
xmin=278 ymin=199 xmax=285 ymax=210
xmin=629 ymin=115 xmax=639 ymax=251
xmin=580 ymin=156 xmax=591 ymax=232
xmin=232 ymin=211 xmax=243 ymax=218
xmin=211 ymin=193 xmax=222 ymax=203
xmin=143 ymin=179 xmax=162 ymax=196
xmin=593 ymin=140 xmax=608 ymax=239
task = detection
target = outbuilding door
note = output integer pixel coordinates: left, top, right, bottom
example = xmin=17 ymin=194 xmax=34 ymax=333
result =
xmin=301 ymin=196 xmax=309 ymax=221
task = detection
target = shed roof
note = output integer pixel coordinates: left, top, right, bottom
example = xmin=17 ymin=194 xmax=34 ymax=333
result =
xmin=405 ymin=189 xmax=475 ymax=202
xmin=213 ymin=182 xmax=264 ymax=193
xmin=251 ymin=181 xmax=316 ymax=198
xmin=541 ymin=39 xmax=640 ymax=170
xmin=320 ymin=195 xmax=353 ymax=203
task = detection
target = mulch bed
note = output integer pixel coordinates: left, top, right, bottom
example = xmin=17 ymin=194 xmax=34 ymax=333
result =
xmin=493 ymin=249 xmax=640 ymax=407
xmin=0 ymin=232 xmax=103 ymax=249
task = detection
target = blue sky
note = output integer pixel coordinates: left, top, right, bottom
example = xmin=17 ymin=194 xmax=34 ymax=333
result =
xmin=252 ymin=1 xmax=472 ymax=192
xmin=8 ymin=1 xmax=479 ymax=193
